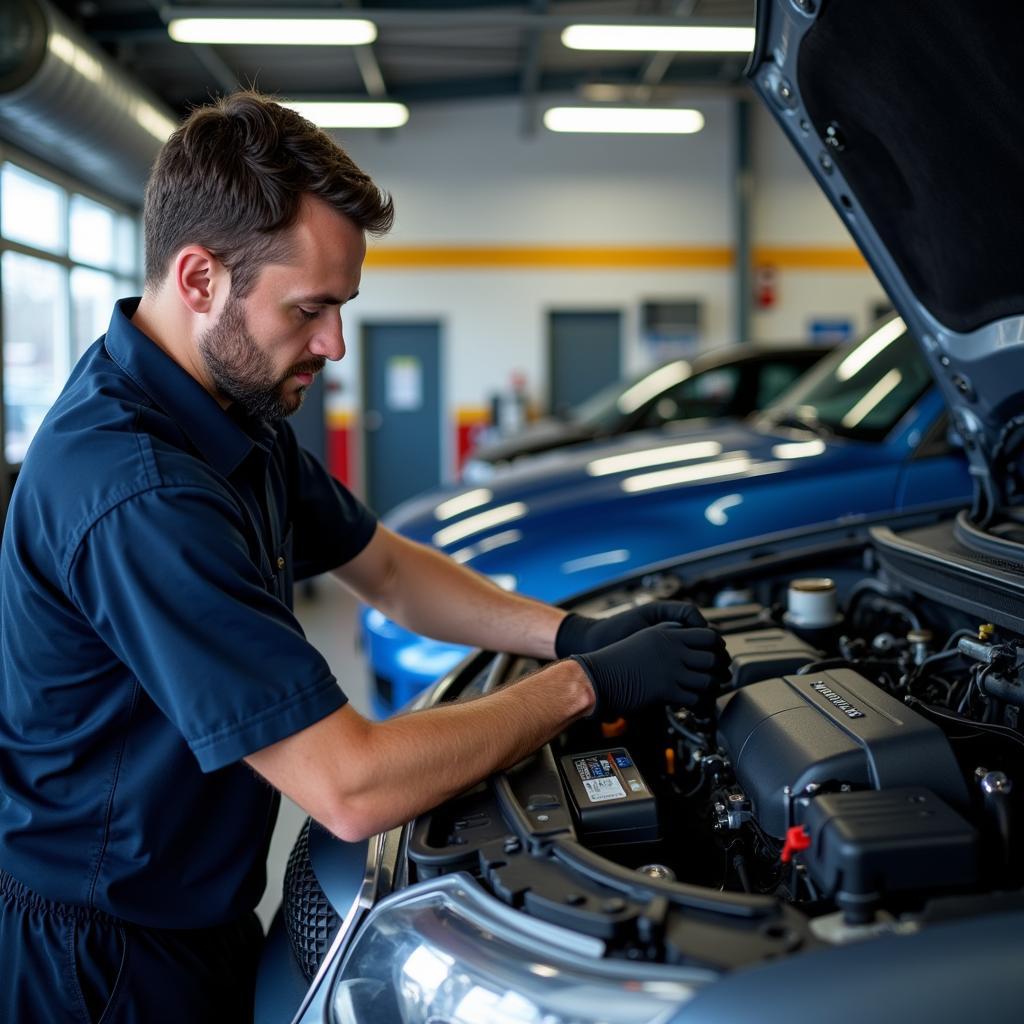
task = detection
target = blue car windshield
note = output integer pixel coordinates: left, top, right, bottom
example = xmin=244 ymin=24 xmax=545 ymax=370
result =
xmin=761 ymin=319 xmax=931 ymax=442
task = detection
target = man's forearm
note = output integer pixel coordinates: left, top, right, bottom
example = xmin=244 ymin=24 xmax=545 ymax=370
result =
xmin=246 ymin=657 xmax=595 ymax=841
xmin=344 ymin=658 xmax=593 ymax=835
xmin=337 ymin=527 xmax=567 ymax=660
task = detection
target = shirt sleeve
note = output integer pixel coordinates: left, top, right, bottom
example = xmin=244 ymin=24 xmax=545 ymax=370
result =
xmin=279 ymin=422 xmax=378 ymax=580
xmin=65 ymin=484 xmax=347 ymax=772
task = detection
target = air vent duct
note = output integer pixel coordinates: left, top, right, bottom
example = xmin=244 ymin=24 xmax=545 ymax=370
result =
xmin=0 ymin=0 xmax=177 ymax=204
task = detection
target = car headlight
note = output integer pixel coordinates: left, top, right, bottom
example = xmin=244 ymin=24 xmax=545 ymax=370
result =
xmin=331 ymin=875 xmax=707 ymax=1023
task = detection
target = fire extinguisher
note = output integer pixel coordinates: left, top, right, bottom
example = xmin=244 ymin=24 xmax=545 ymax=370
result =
xmin=754 ymin=264 xmax=777 ymax=310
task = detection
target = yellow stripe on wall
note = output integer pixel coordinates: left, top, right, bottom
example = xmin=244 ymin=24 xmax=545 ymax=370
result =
xmin=327 ymin=410 xmax=355 ymax=429
xmin=752 ymin=246 xmax=869 ymax=270
xmin=365 ymin=245 xmax=735 ymax=270
xmin=455 ymin=405 xmax=491 ymax=425
xmin=364 ymin=244 xmax=868 ymax=271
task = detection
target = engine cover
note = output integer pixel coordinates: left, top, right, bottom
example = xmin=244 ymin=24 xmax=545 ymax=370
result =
xmin=716 ymin=668 xmax=970 ymax=838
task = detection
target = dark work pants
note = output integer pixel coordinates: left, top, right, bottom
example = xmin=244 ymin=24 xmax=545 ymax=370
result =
xmin=0 ymin=868 xmax=264 ymax=1023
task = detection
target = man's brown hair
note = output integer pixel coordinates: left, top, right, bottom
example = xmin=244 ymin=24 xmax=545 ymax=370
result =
xmin=143 ymin=91 xmax=394 ymax=296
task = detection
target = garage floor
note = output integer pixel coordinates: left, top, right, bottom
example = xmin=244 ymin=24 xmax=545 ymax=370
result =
xmin=255 ymin=576 xmax=375 ymax=929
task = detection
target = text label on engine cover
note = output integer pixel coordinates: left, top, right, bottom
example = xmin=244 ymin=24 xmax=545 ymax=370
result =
xmin=810 ymin=680 xmax=865 ymax=719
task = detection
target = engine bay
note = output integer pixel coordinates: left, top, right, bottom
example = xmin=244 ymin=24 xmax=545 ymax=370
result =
xmin=398 ymin=516 xmax=1024 ymax=968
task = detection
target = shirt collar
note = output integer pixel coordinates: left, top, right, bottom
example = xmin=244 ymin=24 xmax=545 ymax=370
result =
xmin=104 ymin=298 xmax=275 ymax=478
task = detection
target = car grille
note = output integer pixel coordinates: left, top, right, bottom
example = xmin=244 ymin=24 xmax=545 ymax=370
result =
xmin=283 ymin=817 xmax=341 ymax=982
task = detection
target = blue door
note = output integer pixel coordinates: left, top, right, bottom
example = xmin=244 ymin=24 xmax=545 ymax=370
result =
xmin=548 ymin=310 xmax=622 ymax=415
xmin=362 ymin=322 xmax=442 ymax=515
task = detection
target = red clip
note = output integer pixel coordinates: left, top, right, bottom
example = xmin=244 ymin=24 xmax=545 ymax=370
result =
xmin=780 ymin=825 xmax=812 ymax=864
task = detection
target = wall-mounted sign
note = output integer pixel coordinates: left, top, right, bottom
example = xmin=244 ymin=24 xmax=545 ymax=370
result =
xmin=642 ymin=298 xmax=703 ymax=361
xmin=386 ymin=356 xmax=423 ymax=411
xmin=808 ymin=318 xmax=854 ymax=345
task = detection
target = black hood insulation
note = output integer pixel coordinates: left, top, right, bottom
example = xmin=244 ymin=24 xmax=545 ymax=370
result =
xmin=796 ymin=0 xmax=1024 ymax=336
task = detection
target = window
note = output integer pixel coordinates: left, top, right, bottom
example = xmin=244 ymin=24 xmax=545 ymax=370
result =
xmin=755 ymin=361 xmax=808 ymax=408
xmin=2 ymin=253 xmax=69 ymax=464
xmin=0 ymin=156 xmax=140 ymax=468
xmin=1 ymin=164 xmax=65 ymax=255
xmin=640 ymin=365 xmax=741 ymax=427
xmin=71 ymin=267 xmax=121 ymax=360
xmin=766 ymin=323 xmax=932 ymax=442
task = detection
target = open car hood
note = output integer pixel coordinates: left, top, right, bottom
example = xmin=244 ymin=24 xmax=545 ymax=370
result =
xmin=748 ymin=0 xmax=1024 ymax=522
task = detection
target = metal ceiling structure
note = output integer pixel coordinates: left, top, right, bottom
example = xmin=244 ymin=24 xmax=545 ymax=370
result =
xmin=49 ymin=0 xmax=755 ymax=119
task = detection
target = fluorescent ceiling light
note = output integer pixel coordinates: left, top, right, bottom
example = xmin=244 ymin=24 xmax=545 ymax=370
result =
xmin=282 ymin=101 xmax=409 ymax=129
xmin=167 ymin=18 xmax=377 ymax=46
xmin=563 ymin=25 xmax=755 ymax=53
xmin=544 ymin=107 xmax=704 ymax=135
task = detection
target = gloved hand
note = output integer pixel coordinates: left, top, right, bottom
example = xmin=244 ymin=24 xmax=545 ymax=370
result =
xmin=571 ymin=622 xmax=730 ymax=718
xmin=555 ymin=601 xmax=707 ymax=659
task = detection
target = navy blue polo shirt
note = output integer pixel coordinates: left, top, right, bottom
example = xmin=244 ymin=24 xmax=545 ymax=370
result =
xmin=0 ymin=299 xmax=376 ymax=929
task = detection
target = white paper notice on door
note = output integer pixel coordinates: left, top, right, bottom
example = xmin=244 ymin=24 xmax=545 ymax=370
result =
xmin=386 ymin=356 xmax=423 ymax=411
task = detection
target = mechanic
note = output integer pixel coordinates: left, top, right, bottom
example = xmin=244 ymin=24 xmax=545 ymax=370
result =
xmin=0 ymin=91 xmax=729 ymax=1022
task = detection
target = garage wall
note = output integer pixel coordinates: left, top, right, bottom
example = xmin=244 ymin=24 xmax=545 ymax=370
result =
xmin=332 ymin=94 xmax=737 ymax=395
xmin=327 ymin=96 xmax=887 ymax=492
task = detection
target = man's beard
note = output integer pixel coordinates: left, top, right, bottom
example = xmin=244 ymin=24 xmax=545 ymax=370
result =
xmin=198 ymin=293 xmax=325 ymax=420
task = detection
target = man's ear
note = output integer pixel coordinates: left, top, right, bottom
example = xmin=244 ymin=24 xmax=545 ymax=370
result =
xmin=173 ymin=246 xmax=228 ymax=315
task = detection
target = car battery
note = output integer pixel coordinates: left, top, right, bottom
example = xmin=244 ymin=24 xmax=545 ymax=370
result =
xmin=558 ymin=748 xmax=658 ymax=845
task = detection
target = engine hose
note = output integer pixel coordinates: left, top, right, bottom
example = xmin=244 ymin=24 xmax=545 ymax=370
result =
xmin=982 ymin=674 xmax=1024 ymax=709
xmin=904 ymin=696 xmax=1024 ymax=752
xmin=732 ymin=853 xmax=752 ymax=894
xmin=846 ymin=579 xmax=923 ymax=630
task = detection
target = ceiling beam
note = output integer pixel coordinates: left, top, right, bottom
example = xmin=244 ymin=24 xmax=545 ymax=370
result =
xmin=141 ymin=0 xmax=239 ymax=93
xmin=339 ymin=0 xmax=389 ymax=98
xmin=267 ymin=63 xmax=745 ymax=105
xmin=189 ymin=44 xmax=241 ymax=93
xmin=518 ymin=0 xmax=547 ymax=137
xmin=636 ymin=0 xmax=701 ymax=96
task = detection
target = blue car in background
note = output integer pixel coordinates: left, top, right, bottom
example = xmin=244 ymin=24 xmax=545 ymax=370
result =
xmin=364 ymin=317 xmax=972 ymax=715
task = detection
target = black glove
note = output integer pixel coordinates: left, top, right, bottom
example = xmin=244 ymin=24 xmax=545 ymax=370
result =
xmin=572 ymin=622 xmax=730 ymax=718
xmin=555 ymin=601 xmax=707 ymax=659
